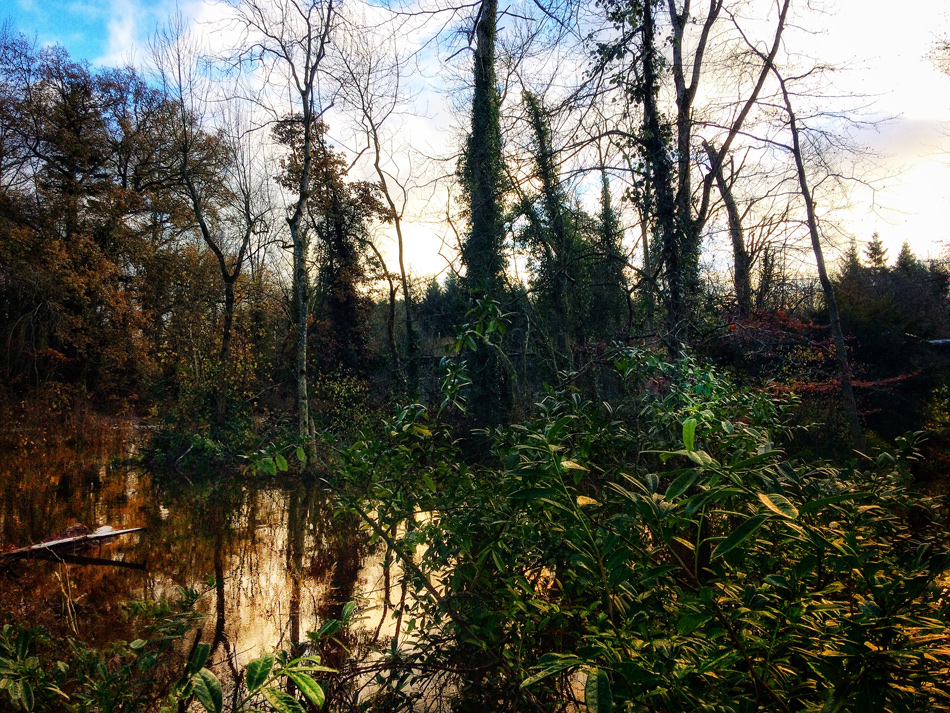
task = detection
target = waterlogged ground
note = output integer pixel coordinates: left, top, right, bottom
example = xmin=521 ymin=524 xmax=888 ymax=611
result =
xmin=0 ymin=420 xmax=397 ymax=684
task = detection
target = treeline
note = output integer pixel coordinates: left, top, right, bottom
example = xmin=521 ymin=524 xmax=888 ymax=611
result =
xmin=0 ymin=28 xmax=403 ymax=438
xmin=1 ymin=0 xmax=949 ymax=451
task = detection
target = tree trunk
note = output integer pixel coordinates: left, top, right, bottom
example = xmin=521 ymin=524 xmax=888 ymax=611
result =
xmin=640 ymin=0 xmax=682 ymax=349
xmin=703 ymin=141 xmax=752 ymax=315
xmin=777 ymin=72 xmax=864 ymax=450
xmin=293 ymin=226 xmax=310 ymax=441
xmin=461 ymin=0 xmax=510 ymax=427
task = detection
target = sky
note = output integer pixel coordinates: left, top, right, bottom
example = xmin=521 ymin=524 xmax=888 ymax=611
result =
xmin=4 ymin=0 xmax=950 ymax=273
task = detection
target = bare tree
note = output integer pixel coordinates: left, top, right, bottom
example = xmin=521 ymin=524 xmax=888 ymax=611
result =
xmin=773 ymin=67 xmax=864 ymax=449
xmin=225 ymin=0 xmax=338 ymax=446
xmin=151 ymin=17 xmax=273 ymax=420
xmin=337 ymin=19 xmax=422 ymax=391
xmin=592 ymin=0 xmax=791 ymax=344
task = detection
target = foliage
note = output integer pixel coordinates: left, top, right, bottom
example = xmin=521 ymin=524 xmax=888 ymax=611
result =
xmin=0 ymin=588 xmax=334 ymax=713
xmin=834 ymin=242 xmax=950 ymax=366
xmin=830 ymin=241 xmax=950 ymax=437
xmin=0 ymin=589 xmax=202 ymax=712
xmin=273 ymin=116 xmax=390 ymax=379
xmin=338 ymin=349 xmax=950 ymax=711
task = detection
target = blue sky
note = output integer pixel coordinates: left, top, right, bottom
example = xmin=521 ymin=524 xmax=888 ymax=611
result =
xmin=3 ymin=0 xmax=169 ymax=67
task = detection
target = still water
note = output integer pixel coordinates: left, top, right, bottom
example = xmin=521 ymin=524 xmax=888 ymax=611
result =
xmin=0 ymin=422 xmax=396 ymax=682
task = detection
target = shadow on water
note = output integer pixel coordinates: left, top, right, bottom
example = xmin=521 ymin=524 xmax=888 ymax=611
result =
xmin=0 ymin=421 xmax=393 ymax=708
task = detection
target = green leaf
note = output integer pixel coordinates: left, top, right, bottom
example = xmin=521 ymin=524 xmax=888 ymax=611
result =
xmin=585 ymin=668 xmax=612 ymax=713
xmin=686 ymin=450 xmax=717 ymax=468
xmin=313 ymin=620 xmax=341 ymax=640
xmin=711 ymin=515 xmax=769 ymax=560
xmin=295 ymin=446 xmax=306 ymax=463
xmin=665 ymin=469 xmax=700 ymax=501
xmin=192 ymin=668 xmax=223 ymax=713
xmin=644 ymin=473 xmax=659 ymax=494
xmin=261 ymin=458 xmax=277 ymax=476
xmin=286 ymin=672 xmax=325 ymax=708
xmin=190 ymin=643 xmax=211 ymax=673
xmin=275 ymin=454 xmax=288 ymax=472
xmin=677 ymin=612 xmax=712 ymax=635
xmin=261 ymin=687 xmax=307 ymax=713
xmin=510 ymin=488 xmax=560 ymax=501
xmin=341 ymin=601 xmax=357 ymax=622
xmin=758 ymin=492 xmax=798 ymax=519
xmin=684 ymin=488 xmax=743 ymax=516
xmin=799 ymin=492 xmax=868 ymax=515
xmin=521 ymin=654 xmax=582 ymax=688
xmin=683 ymin=418 xmax=697 ymax=451
xmin=18 ymin=681 xmax=34 ymax=712
xmin=246 ymin=654 xmax=274 ymax=693
xmin=129 ymin=639 xmax=146 ymax=651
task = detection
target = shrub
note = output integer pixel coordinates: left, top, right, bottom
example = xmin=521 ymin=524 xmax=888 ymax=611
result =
xmin=340 ymin=350 xmax=950 ymax=712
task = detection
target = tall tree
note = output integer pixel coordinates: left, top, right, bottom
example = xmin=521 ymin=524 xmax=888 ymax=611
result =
xmin=229 ymin=0 xmax=337 ymax=446
xmin=338 ymin=29 xmax=420 ymax=391
xmin=274 ymin=117 xmax=389 ymax=377
xmin=519 ymin=90 xmax=586 ymax=369
xmin=460 ymin=0 xmax=511 ymax=426
xmin=596 ymin=0 xmax=790 ymax=344
xmin=0 ymin=35 xmax=169 ymax=402
xmin=774 ymin=68 xmax=864 ymax=450
xmin=152 ymin=20 xmax=272 ymax=419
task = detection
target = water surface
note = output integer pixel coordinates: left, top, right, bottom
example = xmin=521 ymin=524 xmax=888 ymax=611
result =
xmin=0 ymin=423 xmax=394 ymax=686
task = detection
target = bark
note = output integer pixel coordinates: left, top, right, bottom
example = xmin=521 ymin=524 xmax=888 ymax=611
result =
xmin=278 ymin=0 xmax=335 ymax=445
xmin=461 ymin=0 xmax=511 ymax=427
xmin=640 ymin=0 xmax=682 ymax=347
xmin=463 ymin=0 xmax=505 ymax=294
xmin=776 ymin=71 xmax=864 ymax=450
xmin=703 ymin=140 xmax=751 ymax=314
xmin=668 ymin=0 xmax=722 ymax=295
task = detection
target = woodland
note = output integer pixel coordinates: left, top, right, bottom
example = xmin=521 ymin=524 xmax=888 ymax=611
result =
xmin=2 ymin=0 xmax=950 ymax=711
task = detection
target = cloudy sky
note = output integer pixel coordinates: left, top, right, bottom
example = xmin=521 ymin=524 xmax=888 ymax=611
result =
xmin=4 ymin=0 xmax=950 ymax=271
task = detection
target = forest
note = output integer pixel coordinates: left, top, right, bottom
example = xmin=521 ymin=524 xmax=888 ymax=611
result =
xmin=2 ymin=0 xmax=950 ymax=711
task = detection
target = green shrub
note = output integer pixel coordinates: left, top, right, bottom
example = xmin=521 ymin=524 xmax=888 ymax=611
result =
xmin=340 ymin=350 xmax=950 ymax=712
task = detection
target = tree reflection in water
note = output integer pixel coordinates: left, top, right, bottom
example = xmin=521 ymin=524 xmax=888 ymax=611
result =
xmin=0 ymin=424 xmax=383 ymax=709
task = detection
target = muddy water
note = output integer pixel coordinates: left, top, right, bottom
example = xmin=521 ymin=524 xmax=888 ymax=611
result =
xmin=0 ymin=424 xmax=395 ymax=676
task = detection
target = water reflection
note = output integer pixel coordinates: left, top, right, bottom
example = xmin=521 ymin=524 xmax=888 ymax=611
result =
xmin=0 ymin=425 xmax=386 ymax=699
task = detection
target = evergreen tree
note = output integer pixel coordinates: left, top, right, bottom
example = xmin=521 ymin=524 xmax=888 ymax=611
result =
xmin=895 ymin=241 xmax=921 ymax=274
xmin=865 ymin=232 xmax=888 ymax=269
xmin=590 ymin=170 xmax=630 ymax=339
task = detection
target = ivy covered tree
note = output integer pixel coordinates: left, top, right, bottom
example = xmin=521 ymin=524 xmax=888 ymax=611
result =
xmin=273 ymin=117 xmax=390 ymax=378
xmin=459 ymin=0 xmax=511 ymax=427
xmin=590 ymin=169 xmax=630 ymax=340
xmin=516 ymin=91 xmax=589 ymax=371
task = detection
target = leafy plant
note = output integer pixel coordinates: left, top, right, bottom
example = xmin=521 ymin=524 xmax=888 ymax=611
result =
xmin=336 ymin=350 xmax=950 ymax=712
xmin=169 ymin=646 xmax=334 ymax=713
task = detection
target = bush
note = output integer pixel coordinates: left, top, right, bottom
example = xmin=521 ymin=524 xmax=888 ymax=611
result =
xmin=340 ymin=350 xmax=950 ymax=712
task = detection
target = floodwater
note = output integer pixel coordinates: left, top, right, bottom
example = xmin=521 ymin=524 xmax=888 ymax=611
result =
xmin=0 ymin=421 xmax=400 ymax=699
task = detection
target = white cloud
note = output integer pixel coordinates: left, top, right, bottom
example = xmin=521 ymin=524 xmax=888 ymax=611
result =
xmin=94 ymin=0 xmax=141 ymax=66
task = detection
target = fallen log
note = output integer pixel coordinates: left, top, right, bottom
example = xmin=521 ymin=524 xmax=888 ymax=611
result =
xmin=1 ymin=526 xmax=145 ymax=560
